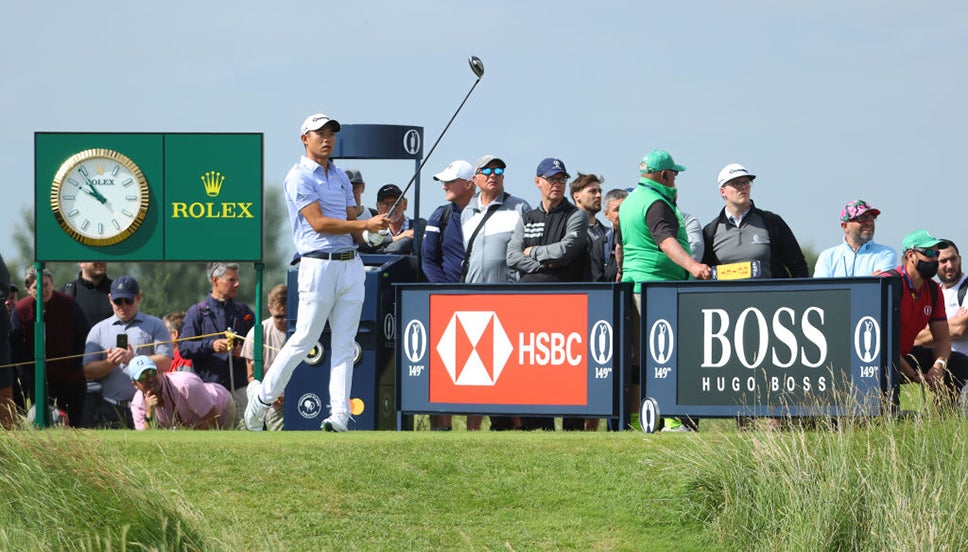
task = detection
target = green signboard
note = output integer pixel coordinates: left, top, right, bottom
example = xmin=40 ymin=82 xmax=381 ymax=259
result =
xmin=35 ymin=132 xmax=263 ymax=262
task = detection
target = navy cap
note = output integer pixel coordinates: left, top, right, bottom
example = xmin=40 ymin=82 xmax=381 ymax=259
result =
xmin=377 ymin=184 xmax=403 ymax=202
xmin=536 ymin=158 xmax=570 ymax=179
xmin=110 ymin=275 xmax=140 ymax=301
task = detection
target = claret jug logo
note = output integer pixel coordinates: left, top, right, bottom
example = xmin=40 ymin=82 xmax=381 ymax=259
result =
xmin=429 ymin=294 xmax=588 ymax=405
xmin=171 ymin=169 xmax=255 ymax=219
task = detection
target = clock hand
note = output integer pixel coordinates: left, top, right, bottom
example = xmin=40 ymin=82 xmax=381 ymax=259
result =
xmin=77 ymin=174 xmax=108 ymax=205
xmin=88 ymin=185 xmax=109 ymax=205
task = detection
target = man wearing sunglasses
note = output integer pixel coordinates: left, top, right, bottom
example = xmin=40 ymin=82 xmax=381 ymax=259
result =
xmin=814 ymin=200 xmax=897 ymax=277
xmin=461 ymin=155 xmax=532 ymax=286
xmin=127 ymin=355 xmax=235 ymax=430
xmin=461 ymin=154 xmax=531 ymax=431
xmin=701 ymin=163 xmax=808 ymax=279
xmin=82 ymin=275 xmax=172 ymax=428
xmin=885 ymin=230 xmax=968 ymax=410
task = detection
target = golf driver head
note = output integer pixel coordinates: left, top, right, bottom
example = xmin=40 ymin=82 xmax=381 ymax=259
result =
xmin=468 ymin=56 xmax=484 ymax=78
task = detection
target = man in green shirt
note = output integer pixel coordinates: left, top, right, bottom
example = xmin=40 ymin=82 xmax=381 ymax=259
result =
xmin=619 ymin=150 xmax=711 ymax=431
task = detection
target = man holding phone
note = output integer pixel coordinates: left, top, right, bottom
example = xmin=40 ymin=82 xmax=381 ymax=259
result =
xmin=83 ymin=275 xmax=172 ymax=428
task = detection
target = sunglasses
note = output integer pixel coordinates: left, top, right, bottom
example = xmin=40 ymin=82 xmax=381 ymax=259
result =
xmin=850 ymin=215 xmax=877 ymax=223
xmin=913 ymin=247 xmax=939 ymax=258
xmin=272 ymin=314 xmax=286 ymax=320
xmin=136 ymin=369 xmax=157 ymax=383
xmin=113 ymin=298 xmax=134 ymax=306
xmin=479 ymin=167 xmax=505 ymax=176
xmin=544 ymin=175 xmax=568 ymax=184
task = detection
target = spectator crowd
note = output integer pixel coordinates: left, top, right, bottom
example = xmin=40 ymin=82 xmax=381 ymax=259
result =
xmin=2 ymin=117 xmax=965 ymax=432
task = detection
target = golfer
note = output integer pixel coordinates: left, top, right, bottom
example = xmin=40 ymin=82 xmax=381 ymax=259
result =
xmin=243 ymin=113 xmax=390 ymax=432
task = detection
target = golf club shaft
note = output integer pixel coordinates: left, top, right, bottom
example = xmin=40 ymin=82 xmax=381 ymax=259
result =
xmin=387 ymin=77 xmax=481 ymax=218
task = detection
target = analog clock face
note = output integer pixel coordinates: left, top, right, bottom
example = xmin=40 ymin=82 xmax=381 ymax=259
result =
xmin=50 ymin=148 xmax=150 ymax=246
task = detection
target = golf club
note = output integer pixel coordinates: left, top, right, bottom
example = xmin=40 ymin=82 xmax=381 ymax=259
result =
xmin=385 ymin=55 xmax=485 ymax=219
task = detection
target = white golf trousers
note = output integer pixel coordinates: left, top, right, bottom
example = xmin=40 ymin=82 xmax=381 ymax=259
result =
xmin=259 ymin=256 xmax=364 ymax=416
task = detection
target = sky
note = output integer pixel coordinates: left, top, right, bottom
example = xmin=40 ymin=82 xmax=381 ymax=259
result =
xmin=4 ymin=1 xmax=968 ymax=268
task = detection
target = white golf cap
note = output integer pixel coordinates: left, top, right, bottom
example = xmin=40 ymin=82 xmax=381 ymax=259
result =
xmin=300 ymin=113 xmax=341 ymax=135
xmin=717 ymin=163 xmax=756 ymax=188
xmin=433 ymin=160 xmax=474 ymax=182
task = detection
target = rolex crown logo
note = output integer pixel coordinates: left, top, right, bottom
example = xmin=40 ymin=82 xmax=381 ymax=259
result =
xmin=94 ymin=162 xmax=107 ymax=175
xmin=201 ymin=170 xmax=225 ymax=197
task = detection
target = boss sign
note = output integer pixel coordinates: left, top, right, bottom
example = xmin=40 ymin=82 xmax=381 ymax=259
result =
xmin=675 ymin=289 xmax=851 ymax=406
xmin=429 ymin=294 xmax=588 ymax=405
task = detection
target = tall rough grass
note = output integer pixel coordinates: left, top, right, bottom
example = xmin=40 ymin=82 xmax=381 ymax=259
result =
xmin=684 ymin=401 xmax=968 ymax=551
xmin=0 ymin=431 xmax=213 ymax=551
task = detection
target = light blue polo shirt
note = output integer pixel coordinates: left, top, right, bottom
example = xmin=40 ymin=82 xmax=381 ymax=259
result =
xmin=284 ymin=156 xmax=356 ymax=255
xmin=83 ymin=312 xmax=173 ymax=402
xmin=814 ymin=240 xmax=898 ymax=277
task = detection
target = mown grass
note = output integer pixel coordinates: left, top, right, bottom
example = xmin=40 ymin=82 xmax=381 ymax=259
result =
xmin=4 ymin=391 xmax=968 ymax=551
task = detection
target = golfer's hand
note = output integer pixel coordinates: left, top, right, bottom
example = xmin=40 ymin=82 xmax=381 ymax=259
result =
xmin=365 ymin=215 xmax=391 ymax=232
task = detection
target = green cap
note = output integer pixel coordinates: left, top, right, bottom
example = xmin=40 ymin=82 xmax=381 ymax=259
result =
xmin=901 ymin=229 xmax=950 ymax=252
xmin=640 ymin=150 xmax=686 ymax=173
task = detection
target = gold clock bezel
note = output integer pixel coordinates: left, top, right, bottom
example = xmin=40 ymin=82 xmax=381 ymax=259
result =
xmin=50 ymin=148 xmax=150 ymax=246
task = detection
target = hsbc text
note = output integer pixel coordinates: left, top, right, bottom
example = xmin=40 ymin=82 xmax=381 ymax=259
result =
xmin=518 ymin=332 xmax=583 ymax=366
xmin=701 ymin=306 xmax=827 ymax=369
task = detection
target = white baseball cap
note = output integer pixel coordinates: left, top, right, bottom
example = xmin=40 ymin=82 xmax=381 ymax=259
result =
xmin=433 ymin=160 xmax=474 ymax=182
xmin=300 ymin=113 xmax=341 ymax=135
xmin=717 ymin=163 xmax=756 ymax=188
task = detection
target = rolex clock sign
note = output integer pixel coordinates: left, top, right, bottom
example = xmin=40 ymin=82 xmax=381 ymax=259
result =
xmin=36 ymin=133 xmax=263 ymax=262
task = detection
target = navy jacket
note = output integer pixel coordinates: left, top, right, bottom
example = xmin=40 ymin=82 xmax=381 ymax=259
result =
xmin=421 ymin=203 xmax=465 ymax=283
xmin=179 ymin=294 xmax=255 ymax=390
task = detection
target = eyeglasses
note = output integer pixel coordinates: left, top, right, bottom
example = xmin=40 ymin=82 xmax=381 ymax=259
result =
xmin=479 ymin=167 xmax=505 ymax=176
xmin=913 ymin=248 xmax=939 ymax=258
xmin=725 ymin=179 xmax=751 ymax=188
xmin=113 ymin=298 xmax=134 ymax=306
xmin=272 ymin=314 xmax=286 ymax=320
xmin=850 ymin=215 xmax=877 ymax=223
xmin=669 ymin=170 xmax=680 ymax=176
xmin=136 ymin=369 xmax=157 ymax=383
xmin=544 ymin=175 xmax=568 ymax=185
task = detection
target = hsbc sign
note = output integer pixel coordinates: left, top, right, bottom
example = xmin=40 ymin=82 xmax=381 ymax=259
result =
xmin=427 ymin=294 xmax=588 ymax=405
xmin=397 ymin=286 xmax=629 ymax=417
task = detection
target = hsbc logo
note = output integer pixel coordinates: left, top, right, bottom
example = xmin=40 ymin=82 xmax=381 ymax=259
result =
xmin=436 ymin=311 xmax=513 ymax=386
